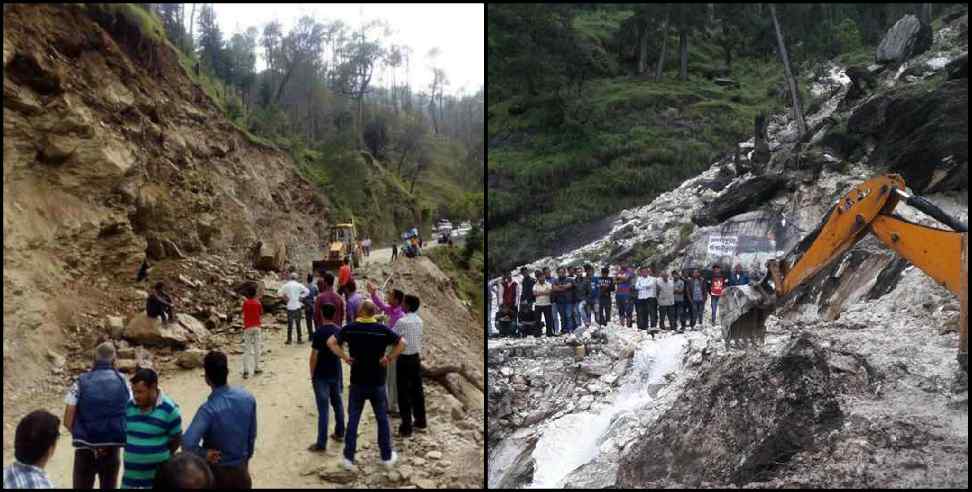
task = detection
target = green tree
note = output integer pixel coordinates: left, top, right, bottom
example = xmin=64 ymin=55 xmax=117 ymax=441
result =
xmin=196 ymin=4 xmax=225 ymax=78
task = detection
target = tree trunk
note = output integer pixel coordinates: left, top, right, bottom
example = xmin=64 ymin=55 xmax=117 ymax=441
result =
xmin=655 ymin=14 xmax=669 ymax=80
xmin=753 ymin=113 xmax=770 ymax=164
xmin=768 ymin=4 xmax=807 ymax=138
xmin=919 ymin=3 xmax=932 ymax=26
xmin=637 ymin=19 xmax=649 ymax=74
xmin=397 ymin=149 xmax=409 ymax=177
xmin=723 ymin=24 xmax=733 ymax=69
xmin=188 ymin=3 xmax=196 ymax=49
xmin=679 ymin=27 xmax=688 ymax=81
xmin=357 ymin=97 xmax=364 ymax=149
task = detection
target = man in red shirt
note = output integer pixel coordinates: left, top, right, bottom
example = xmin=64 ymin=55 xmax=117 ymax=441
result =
xmin=338 ymin=258 xmax=353 ymax=297
xmin=315 ymin=272 xmax=346 ymax=328
xmin=708 ymin=264 xmax=726 ymax=326
xmin=241 ymin=284 xmax=263 ymax=379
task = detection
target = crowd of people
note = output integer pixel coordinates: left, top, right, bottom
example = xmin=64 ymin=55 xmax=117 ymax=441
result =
xmin=4 ymin=261 xmax=429 ymax=489
xmin=489 ymin=261 xmax=752 ymax=339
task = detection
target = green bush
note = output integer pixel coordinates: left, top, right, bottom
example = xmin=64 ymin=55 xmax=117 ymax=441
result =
xmin=834 ymin=18 xmax=863 ymax=54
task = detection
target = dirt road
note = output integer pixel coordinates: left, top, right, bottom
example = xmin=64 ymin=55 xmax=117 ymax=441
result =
xmin=20 ymin=325 xmax=430 ymax=488
xmin=361 ymin=240 xmax=449 ymax=268
xmin=4 ymin=252 xmax=480 ymax=488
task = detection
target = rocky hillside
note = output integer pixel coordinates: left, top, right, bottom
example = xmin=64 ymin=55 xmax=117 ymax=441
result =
xmin=3 ymin=3 xmax=330 ymax=413
xmin=489 ymin=9 xmax=967 ymax=489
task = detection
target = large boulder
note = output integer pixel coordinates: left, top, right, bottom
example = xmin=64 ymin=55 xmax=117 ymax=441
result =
xmin=175 ymin=313 xmax=211 ymax=342
xmin=177 ymin=348 xmax=207 ymax=369
xmin=946 ymin=51 xmax=968 ymax=80
xmin=106 ymin=315 xmax=125 ymax=339
xmin=615 ymin=334 xmax=844 ymax=488
xmin=253 ymin=239 xmax=287 ymax=271
xmin=488 ymin=431 xmax=538 ymax=489
xmin=844 ymin=64 xmax=879 ymax=101
xmin=866 ymin=80 xmax=967 ymax=193
xmin=691 ymin=175 xmax=787 ymax=227
xmin=680 ymin=209 xmax=802 ymax=274
xmin=123 ymin=313 xmax=189 ymax=348
xmin=875 ymin=15 xmax=932 ymax=64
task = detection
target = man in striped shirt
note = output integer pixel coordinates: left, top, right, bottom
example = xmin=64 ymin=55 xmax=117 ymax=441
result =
xmin=395 ymin=294 xmax=427 ymax=437
xmin=122 ymin=369 xmax=182 ymax=488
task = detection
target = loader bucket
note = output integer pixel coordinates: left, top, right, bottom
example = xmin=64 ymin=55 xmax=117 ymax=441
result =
xmin=720 ymin=283 xmax=777 ymax=349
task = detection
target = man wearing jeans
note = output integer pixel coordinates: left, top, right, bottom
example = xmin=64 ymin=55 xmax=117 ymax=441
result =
xmin=278 ymin=273 xmax=310 ymax=344
xmin=551 ymin=267 xmax=576 ymax=334
xmin=327 ymin=301 xmax=406 ymax=470
xmin=688 ymin=269 xmax=707 ymax=328
xmin=308 ymin=303 xmax=345 ymax=452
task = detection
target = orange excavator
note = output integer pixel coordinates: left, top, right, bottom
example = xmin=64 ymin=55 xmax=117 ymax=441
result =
xmin=721 ymin=174 xmax=968 ymax=372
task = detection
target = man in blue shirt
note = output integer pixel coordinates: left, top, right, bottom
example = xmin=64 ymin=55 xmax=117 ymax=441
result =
xmin=183 ymin=351 xmax=257 ymax=489
xmin=728 ymin=264 xmax=751 ymax=286
xmin=327 ymin=301 xmax=406 ymax=470
xmin=308 ymin=303 xmax=345 ymax=452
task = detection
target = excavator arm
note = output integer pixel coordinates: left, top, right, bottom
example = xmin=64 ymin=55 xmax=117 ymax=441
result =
xmin=722 ymin=174 xmax=968 ymax=371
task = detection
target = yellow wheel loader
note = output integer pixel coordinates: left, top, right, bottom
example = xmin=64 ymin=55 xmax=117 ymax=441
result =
xmin=312 ymin=221 xmax=361 ymax=275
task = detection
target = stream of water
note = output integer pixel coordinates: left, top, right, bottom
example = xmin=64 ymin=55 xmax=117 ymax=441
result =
xmin=527 ymin=334 xmax=690 ymax=488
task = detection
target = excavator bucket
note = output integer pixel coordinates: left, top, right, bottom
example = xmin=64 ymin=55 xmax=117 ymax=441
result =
xmin=720 ymin=278 xmax=777 ymax=349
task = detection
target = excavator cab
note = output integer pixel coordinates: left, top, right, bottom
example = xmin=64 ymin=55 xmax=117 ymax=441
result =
xmin=720 ymin=174 xmax=968 ymax=372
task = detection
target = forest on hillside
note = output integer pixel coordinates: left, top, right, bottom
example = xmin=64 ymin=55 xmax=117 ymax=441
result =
xmin=487 ymin=3 xmax=963 ymax=277
xmin=138 ymin=4 xmax=484 ymax=235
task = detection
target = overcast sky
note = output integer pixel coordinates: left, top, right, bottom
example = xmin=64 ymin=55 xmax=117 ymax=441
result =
xmin=208 ymin=3 xmax=484 ymax=97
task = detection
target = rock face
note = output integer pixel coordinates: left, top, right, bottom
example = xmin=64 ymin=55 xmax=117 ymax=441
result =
xmin=850 ymin=80 xmax=968 ymax=193
xmin=616 ymin=335 xmax=845 ymax=487
xmin=2 ymin=3 xmax=329 ymax=401
xmin=691 ymin=175 xmax=788 ymax=227
xmin=876 ymin=15 xmax=933 ymax=64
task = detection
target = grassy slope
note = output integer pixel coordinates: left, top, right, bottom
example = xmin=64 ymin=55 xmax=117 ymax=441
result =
xmin=426 ymin=245 xmax=485 ymax=324
xmin=488 ymin=9 xmax=823 ymax=276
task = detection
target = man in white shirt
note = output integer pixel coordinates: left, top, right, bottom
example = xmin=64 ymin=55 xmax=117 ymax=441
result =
xmin=395 ymin=295 xmax=426 ymax=437
xmin=278 ymin=273 xmax=310 ymax=344
xmin=657 ymin=271 xmax=677 ymax=331
xmin=487 ymin=279 xmax=500 ymax=337
xmin=634 ymin=266 xmax=658 ymax=333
